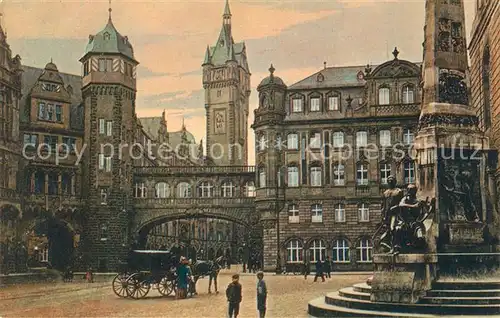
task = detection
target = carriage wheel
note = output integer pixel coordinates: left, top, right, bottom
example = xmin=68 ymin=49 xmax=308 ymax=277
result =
xmin=126 ymin=273 xmax=151 ymax=299
xmin=112 ymin=273 xmax=130 ymax=298
xmin=158 ymin=277 xmax=175 ymax=296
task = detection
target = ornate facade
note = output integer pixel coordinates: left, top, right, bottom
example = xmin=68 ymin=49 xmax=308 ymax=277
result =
xmin=252 ymin=51 xmax=422 ymax=271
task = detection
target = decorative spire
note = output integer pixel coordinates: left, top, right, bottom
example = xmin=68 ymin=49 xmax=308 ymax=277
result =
xmin=223 ymin=0 xmax=231 ymax=17
xmin=392 ymin=47 xmax=399 ymax=60
xmin=203 ymin=45 xmax=212 ymax=65
xmin=269 ymin=64 xmax=275 ymax=77
xmin=324 ymin=61 xmax=327 ymax=69
xmin=365 ymin=63 xmax=372 ymax=76
xmin=108 ymin=0 xmax=112 ymax=22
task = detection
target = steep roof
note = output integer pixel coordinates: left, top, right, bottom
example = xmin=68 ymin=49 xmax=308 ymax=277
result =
xmin=20 ymin=65 xmax=83 ymax=129
xmin=83 ymin=18 xmax=135 ymax=61
xmin=139 ymin=116 xmax=163 ymax=140
xmin=288 ymin=65 xmax=369 ymax=90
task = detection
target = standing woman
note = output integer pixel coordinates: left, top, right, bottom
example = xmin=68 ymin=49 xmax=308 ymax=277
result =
xmin=176 ymin=257 xmax=190 ymax=299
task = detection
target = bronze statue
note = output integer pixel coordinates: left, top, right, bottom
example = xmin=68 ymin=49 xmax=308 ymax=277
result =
xmin=394 ymin=184 xmax=435 ymax=254
xmin=378 ymin=175 xmax=404 ymax=253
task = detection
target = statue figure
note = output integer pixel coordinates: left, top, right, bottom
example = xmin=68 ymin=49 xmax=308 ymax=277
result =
xmin=393 ymin=184 xmax=435 ymax=253
xmin=377 ymin=175 xmax=404 ymax=253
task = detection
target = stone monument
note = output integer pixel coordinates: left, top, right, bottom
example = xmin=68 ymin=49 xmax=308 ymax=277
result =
xmin=308 ymin=0 xmax=500 ymax=315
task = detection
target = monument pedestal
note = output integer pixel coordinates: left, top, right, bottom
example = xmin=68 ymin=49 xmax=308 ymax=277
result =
xmin=371 ymin=254 xmax=437 ymax=304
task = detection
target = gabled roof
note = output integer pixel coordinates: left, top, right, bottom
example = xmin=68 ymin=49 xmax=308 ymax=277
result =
xmin=20 ymin=65 xmax=83 ymax=129
xmin=288 ymin=65 xmax=369 ymax=90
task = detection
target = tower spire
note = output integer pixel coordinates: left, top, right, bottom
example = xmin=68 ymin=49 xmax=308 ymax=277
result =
xmin=108 ymin=0 xmax=112 ymax=22
xmin=223 ymin=0 xmax=231 ymax=18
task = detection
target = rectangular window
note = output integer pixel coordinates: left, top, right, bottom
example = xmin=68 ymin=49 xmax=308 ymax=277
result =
xmin=98 ymin=58 xmax=113 ymax=72
xmin=311 ymin=204 xmax=323 ymax=223
xmin=379 ymin=130 xmax=391 ymax=147
xmin=403 ymin=129 xmax=414 ymax=145
xmin=380 ymin=163 xmax=391 ymax=185
xmin=328 ymin=96 xmax=339 ymax=111
xmin=288 ymin=205 xmax=299 ymax=224
xmin=358 ymin=204 xmax=370 ymax=222
xmin=38 ymin=103 xmax=46 ymax=120
xmin=379 ymin=87 xmax=390 ymax=105
xmin=309 ymin=132 xmax=321 ymax=149
xmin=333 ymin=164 xmax=345 ymax=186
xmin=105 ymin=156 xmax=112 ymax=172
xmin=287 ymin=167 xmax=299 ymax=187
xmin=99 ymin=119 xmax=105 ymax=135
xmin=100 ymin=187 xmax=108 ymax=205
xmin=62 ymin=137 xmax=76 ymax=154
xmin=292 ymin=98 xmax=303 ymax=113
xmin=310 ymin=97 xmax=320 ymax=112
xmin=61 ymin=173 xmax=72 ymax=195
xmin=84 ymin=61 xmax=90 ymax=76
xmin=357 ymin=164 xmax=369 ymax=186
xmin=404 ymin=161 xmax=415 ymax=184
xmin=55 ymin=105 xmax=62 ymax=122
xmin=402 ymin=87 xmax=414 ymax=104
xmin=100 ymin=224 xmax=108 ymax=241
xmin=106 ymin=121 xmax=113 ymax=136
xmin=356 ymin=131 xmax=367 ymax=147
xmin=310 ymin=167 xmax=322 ymax=186
xmin=287 ymin=134 xmax=298 ymax=150
xmin=23 ymin=134 xmax=38 ymax=150
xmin=43 ymin=135 xmax=58 ymax=153
xmin=335 ymin=204 xmax=346 ymax=222
xmin=47 ymin=172 xmax=58 ymax=195
xmin=333 ymin=132 xmax=344 ymax=148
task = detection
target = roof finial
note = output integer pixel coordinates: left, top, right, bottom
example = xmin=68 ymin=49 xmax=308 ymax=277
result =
xmin=269 ymin=64 xmax=275 ymax=76
xmin=223 ymin=0 xmax=231 ymax=17
xmin=108 ymin=0 xmax=112 ymax=22
xmin=50 ymin=57 xmax=53 ymax=63
xmin=324 ymin=61 xmax=327 ymax=69
xmin=393 ymin=47 xmax=399 ymax=59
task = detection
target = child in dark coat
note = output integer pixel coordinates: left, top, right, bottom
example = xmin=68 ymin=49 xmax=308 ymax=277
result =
xmin=226 ymin=274 xmax=242 ymax=318
xmin=256 ymin=271 xmax=267 ymax=318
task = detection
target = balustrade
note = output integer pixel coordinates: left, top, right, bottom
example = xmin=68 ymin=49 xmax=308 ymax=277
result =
xmin=133 ymin=165 xmax=256 ymax=176
xmin=133 ymin=196 xmax=255 ymax=207
xmin=372 ymin=103 xmax=420 ymax=116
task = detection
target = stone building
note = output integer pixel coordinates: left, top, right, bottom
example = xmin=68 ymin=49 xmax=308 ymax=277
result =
xmin=253 ymin=51 xmax=422 ymax=271
xmin=469 ymin=0 xmax=500 ymax=233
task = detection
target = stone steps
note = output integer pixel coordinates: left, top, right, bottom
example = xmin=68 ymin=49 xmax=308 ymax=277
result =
xmin=427 ymin=289 xmax=500 ymax=297
xmin=420 ymin=296 xmax=500 ymax=305
xmin=323 ymin=291 xmax=500 ymax=315
xmin=338 ymin=287 xmax=371 ymax=301
xmin=432 ymin=281 xmax=500 ymax=290
xmin=352 ymin=283 xmax=372 ymax=294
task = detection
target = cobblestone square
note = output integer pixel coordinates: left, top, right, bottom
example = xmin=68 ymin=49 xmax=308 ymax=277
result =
xmin=0 ymin=271 xmax=370 ymax=317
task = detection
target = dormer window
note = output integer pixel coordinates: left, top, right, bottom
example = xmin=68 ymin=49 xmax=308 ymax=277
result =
xmin=219 ymin=39 xmax=225 ymax=47
xmin=103 ymin=32 xmax=110 ymax=41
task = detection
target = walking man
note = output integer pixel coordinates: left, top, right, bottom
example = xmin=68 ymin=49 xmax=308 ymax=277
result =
xmin=313 ymin=259 xmax=325 ymax=282
xmin=226 ymin=274 xmax=242 ymax=318
xmin=256 ymin=271 xmax=267 ymax=318
xmin=324 ymin=256 xmax=332 ymax=279
xmin=303 ymin=259 xmax=310 ymax=280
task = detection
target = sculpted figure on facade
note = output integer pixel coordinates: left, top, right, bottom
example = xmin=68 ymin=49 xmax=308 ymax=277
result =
xmin=378 ymin=175 xmax=404 ymax=253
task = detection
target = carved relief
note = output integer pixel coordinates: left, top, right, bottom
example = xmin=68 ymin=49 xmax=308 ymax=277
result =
xmin=214 ymin=110 xmax=226 ymax=134
xmin=438 ymin=18 xmax=451 ymax=52
xmin=438 ymin=69 xmax=468 ymax=105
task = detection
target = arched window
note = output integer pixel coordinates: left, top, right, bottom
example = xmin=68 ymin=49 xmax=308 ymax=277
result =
xmin=402 ymin=84 xmax=415 ymax=104
xmin=311 ymin=204 xmax=323 ymax=223
xmin=309 ymin=239 xmax=326 ymax=262
xmin=483 ymin=46 xmax=491 ymax=128
xmin=244 ymin=181 xmax=256 ymax=197
xmin=404 ymin=160 xmax=415 ymax=184
xmin=287 ymin=166 xmax=299 ymax=187
xmin=357 ymin=239 xmax=373 ymax=262
xmin=134 ymin=183 xmax=147 ymax=198
xmin=288 ymin=204 xmax=299 ymax=223
xmin=332 ymin=239 xmax=350 ymax=263
xmin=358 ymin=203 xmax=370 ymax=222
xmin=379 ymin=87 xmax=390 ymax=105
xmin=177 ymin=182 xmax=192 ymax=198
xmin=334 ymin=203 xmax=345 ymax=222
xmin=221 ymin=181 xmax=234 ymax=197
xmin=310 ymin=165 xmax=322 ymax=186
xmin=198 ymin=181 xmax=214 ymax=198
xmin=287 ymin=239 xmax=303 ymax=262
xmin=332 ymin=131 xmax=344 ymax=148
xmin=333 ymin=163 xmax=345 ymax=186
xmin=357 ymin=163 xmax=369 ymax=186
xmin=155 ymin=182 xmax=170 ymax=198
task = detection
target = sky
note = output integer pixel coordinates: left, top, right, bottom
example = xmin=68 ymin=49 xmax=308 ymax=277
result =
xmin=3 ymin=0 xmax=476 ymax=165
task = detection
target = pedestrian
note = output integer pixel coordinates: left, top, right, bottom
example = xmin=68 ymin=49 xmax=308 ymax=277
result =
xmin=303 ymin=259 xmax=310 ymax=280
xmin=187 ymin=259 xmax=197 ymax=296
xmin=324 ymin=256 xmax=332 ymax=279
xmin=176 ymin=257 xmax=190 ymax=299
xmin=313 ymin=259 xmax=325 ymax=282
xmin=226 ymin=274 xmax=242 ymax=318
xmin=256 ymin=271 xmax=267 ymax=318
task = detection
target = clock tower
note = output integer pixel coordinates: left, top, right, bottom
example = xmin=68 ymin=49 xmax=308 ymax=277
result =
xmin=203 ymin=0 xmax=251 ymax=166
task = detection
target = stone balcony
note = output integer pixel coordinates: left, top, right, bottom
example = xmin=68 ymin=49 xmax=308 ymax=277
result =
xmin=23 ymin=193 xmax=83 ymax=210
xmin=133 ymin=165 xmax=256 ymax=177
xmin=371 ymin=103 xmax=420 ymax=117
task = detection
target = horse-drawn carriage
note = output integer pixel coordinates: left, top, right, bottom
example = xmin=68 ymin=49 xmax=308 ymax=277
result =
xmin=112 ymin=250 xmax=177 ymax=299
